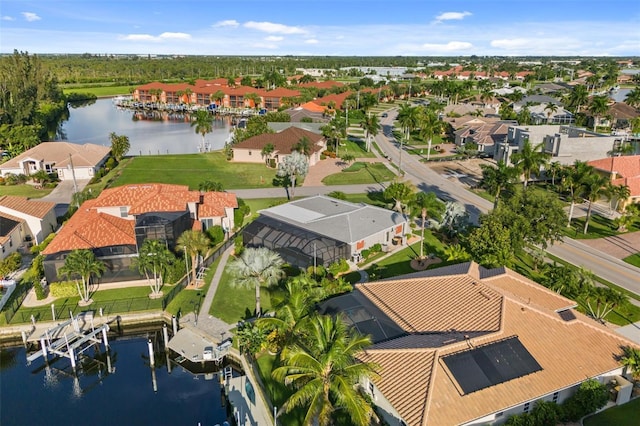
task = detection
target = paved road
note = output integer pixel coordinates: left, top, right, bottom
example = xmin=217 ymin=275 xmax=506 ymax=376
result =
xmin=375 ymin=109 xmax=640 ymax=295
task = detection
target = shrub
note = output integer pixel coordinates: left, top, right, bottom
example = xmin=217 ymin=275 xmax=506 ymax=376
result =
xmin=322 ymin=150 xmax=337 ymax=159
xmin=0 ymin=252 xmax=22 ymax=278
xmin=234 ymin=199 xmax=251 ymax=230
xmin=234 ymin=235 xmax=244 ymax=256
xmin=206 ymin=225 xmax=225 ymax=246
xmin=34 ymin=278 xmax=47 ymax=300
xmin=306 ymin=265 xmax=327 ymax=278
xmin=361 ymin=248 xmax=371 ymax=259
xmin=561 ymin=379 xmax=608 ymax=422
xmin=31 ymin=233 xmax=56 ymax=255
xmin=328 ymin=258 xmax=350 ymax=276
xmin=50 ymin=281 xmax=78 ymax=298
xmin=164 ymin=257 xmax=187 ymax=284
xmin=326 ymin=191 xmax=347 ymax=200
xmin=370 ymin=243 xmax=382 ymax=253
xmin=105 ymin=157 xmax=117 ymax=170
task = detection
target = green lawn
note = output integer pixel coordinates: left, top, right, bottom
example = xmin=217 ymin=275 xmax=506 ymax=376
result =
xmin=63 ymin=85 xmax=135 ymax=97
xmin=165 ymin=256 xmax=219 ymax=317
xmin=565 ymin=214 xmax=640 ymax=240
xmin=0 ymin=185 xmax=53 ymax=198
xmin=623 ymin=253 xmax=640 ymax=268
xmin=255 ymin=354 xmax=304 ymax=426
xmin=321 ymin=162 xmax=395 ymax=185
xmin=336 ymin=139 xmax=376 ymax=158
xmin=110 ymin=153 xmax=278 ymax=190
xmin=242 ymin=198 xmax=289 ymax=221
xmin=209 ymin=262 xmax=276 ymax=323
xmin=583 ymin=397 xmax=640 ymax=426
xmin=364 ymin=230 xmax=457 ymax=280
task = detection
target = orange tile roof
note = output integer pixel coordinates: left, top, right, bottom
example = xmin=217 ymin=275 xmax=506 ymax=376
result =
xmin=42 ymin=200 xmax=135 ymax=254
xmin=311 ymin=92 xmax=351 ymax=109
xmin=588 ymin=155 xmax=640 ymax=179
xmin=299 ymin=101 xmax=327 ymax=113
xmin=352 ymin=262 xmax=636 ymax=426
xmin=0 ymin=196 xmax=55 ymax=219
xmin=43 ymin=184 xmax=237 ymax=254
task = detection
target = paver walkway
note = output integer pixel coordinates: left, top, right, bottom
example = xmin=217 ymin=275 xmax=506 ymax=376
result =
xmin=583 ymin=231 xmax=640 ymax=260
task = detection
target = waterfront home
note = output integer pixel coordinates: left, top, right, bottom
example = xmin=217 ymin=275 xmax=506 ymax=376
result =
xmin=0 ymin=196 xmax=56 ymax=259
xmin=42 ymin=184 xmax=237 ymax=284
xmin=231 ymin=127 xmax=326 ymax=167
xmin=243 ymin=195 xmax=409 ymax=268
xmin=320 ymin=261 xmax=638 ymax=426
xmin=0 ymin=142 xmax=111 ymax=181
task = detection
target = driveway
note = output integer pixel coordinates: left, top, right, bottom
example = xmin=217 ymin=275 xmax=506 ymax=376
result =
xmin=582 ymin=231 xmax=640 ymax=259
xmin=40 ymin=179 xmax=91 ymax=217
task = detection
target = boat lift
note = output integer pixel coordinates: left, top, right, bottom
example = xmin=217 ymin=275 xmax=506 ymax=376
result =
xmin=26 ymin=311 xmax=110 ymax=370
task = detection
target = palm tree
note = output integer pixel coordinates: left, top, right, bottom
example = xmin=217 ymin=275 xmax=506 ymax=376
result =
xmin=561 ymin=161 xmax=592 ymax=226
xmin=624 ymin=88 xmax=640 ymax=109
xmin=293 ymin=136 xmax=312 ymax=157
xmin=567 ymin=84 xmax=589 ymax=113
xmin=396 ymin=103 xmax=418 ymax=142
xmin=511 ymin=140 xmax=549 ymax=188
xmin=588 ymin=95 xmax=609 ymax=132
xmin=610 ymin=184 xmax=630 ymax=212
xmin=480 ymin=161 xmax=519 ymax=208
xmin=198 ymin=180 xmax=224 ymax=192
xmin=261 ymin=143 xmax=275 ymax=167
xmin=190 ymin=109 xmax=213 ymax=151
xmin=544 ymin=102 xmax=558 ymax=124
xmin=277 ymin=151 xmax=309 ymax=199
xmin=58 ymin=249 xmax=106 ymax=304
xmin=272 ymin=315 xmax=378 ymax=426
xmin=383 ymin=181 xmax=416 ymax=214
xmin=360 ymin=113 xmax=380 ymax=152
xmin=620 ymin=346 xmax=640 ymax=380
xmin=418 ymin=109 xmax=443 ymax=161
xmin=585 ymin=286 xmax=627 ymax=321
xmin=244 ymin=92 xmax=262 ymax=110
xmin=132 ymin=239 xmax=175 ymax=297
xmin=411 ymin=192 xmax=445 ymax=259
xmin=547 ymin=161 xmax=563 ymax=187
xmin=177 ymin=230 xmax=211 ymax=286
xmin=581 ymin=171 xmax=612 ymax=234
xmin=256 ymin=279 xmax=315 ymax=354
xmin=210 ymin=90 xmax=226 ymax=109
xmin=228 ymin=247 xmax=284 ymax=315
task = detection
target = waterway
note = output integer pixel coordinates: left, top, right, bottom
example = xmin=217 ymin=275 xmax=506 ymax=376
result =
xmin=56 ymin=98 xmax=234 ymax=155
xmin=0 ymin=332 xmax=229 ymax=426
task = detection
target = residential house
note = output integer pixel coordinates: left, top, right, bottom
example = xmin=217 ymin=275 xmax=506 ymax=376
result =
xmin=42 ymin=184 xmax=237 ymax=284
xmin=607 ymin=102 xmax=640 ymax=133
xmin=0 ymin=196 xmax=57 ymax=257
xmin=588 ymin=155 xmax=640 ymax=209
xmin=320 ymin=261 xmax=637 ymax=426
xmin=243 ymin=195 xmax=409 ymax=268
xmin=495 ymin=125 xmax=623 ymax=165
xmin=283 ymin=102 xmax=329 ymax=122
xmin=0 ymin=142 xmax=111 ymax=181
xmin=454 ymin=121 xmax=514 ymax=155
xmin=231 ymin=127 xmax=326 ymax=167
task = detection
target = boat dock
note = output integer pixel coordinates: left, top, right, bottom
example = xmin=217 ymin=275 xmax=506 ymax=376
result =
xmin=168 ymin=325 xmax=231 ymax=364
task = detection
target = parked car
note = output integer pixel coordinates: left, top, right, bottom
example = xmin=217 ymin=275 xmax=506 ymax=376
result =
xmin=381 ymin=113 xmax=388 ymax=118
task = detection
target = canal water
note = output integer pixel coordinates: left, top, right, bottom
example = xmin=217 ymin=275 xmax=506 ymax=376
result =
xmin=56 ymin=98 xmax=234 ymax=155
xmin=0 ymin=333 xmax=229 ymax=426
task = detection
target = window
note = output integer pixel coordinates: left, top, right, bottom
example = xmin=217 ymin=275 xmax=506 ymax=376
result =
xmin=248 ymin=151 xmax=252 ymax=156
xmin=496 ymin=412 xmax=504 ymax=418
xmin=552 ymin=392 xmax=559 ymax=403
xmin=523 ymin=402 xmax=530 ymax=413
xmin=120 ymin=206 xmax=128 ymax=218
xmin=9 ymin=237 xmax=12 ymax=247
xmin=368 ymin=381 xmax=375 ymax=399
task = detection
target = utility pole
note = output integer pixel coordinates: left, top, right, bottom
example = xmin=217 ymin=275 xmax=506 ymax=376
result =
xmin=69 ymin=154 xmax=79 ymax=206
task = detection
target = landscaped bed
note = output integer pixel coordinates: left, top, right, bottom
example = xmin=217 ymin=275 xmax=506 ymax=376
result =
xmin=583 ymin=397 xmax=640 ymax=426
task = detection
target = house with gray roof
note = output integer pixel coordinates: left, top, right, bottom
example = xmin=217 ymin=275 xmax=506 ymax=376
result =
xmin=242 ymin=195 xmax=409 ymax=267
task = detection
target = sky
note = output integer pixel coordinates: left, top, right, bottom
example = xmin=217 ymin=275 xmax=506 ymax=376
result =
xmin=1 ymin=0 xmax=639 ymax=57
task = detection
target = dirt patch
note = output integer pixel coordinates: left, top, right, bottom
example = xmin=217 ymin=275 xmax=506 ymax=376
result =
xmin=426 ymin=158 xmax=494 ymax=189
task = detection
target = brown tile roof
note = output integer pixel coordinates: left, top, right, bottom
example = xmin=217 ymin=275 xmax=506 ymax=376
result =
xmin=97 ymin=184 xmax=197 ymax=214
xmin=42 ymin=200 xmax=135 ymax=254
xmin=233 ymin=127 xmax=325 ymax=155
xmin=0 ymin=196 xmax=55 ymax=219
xmin=0 ymin=211 xmax=25 ymax=245
xmin=199 ymin=192 xmax=238 ymax=217
xmin=353 ymin=262 xmax=636 ymax=426
xmin=0 ymin=142 xmax=110 ymax=170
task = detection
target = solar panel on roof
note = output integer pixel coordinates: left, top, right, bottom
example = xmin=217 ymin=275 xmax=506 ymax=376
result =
xmin=558 ymin=309 xmax=576 ymax=322
xmin=442 ymin=336 xmax=542 ymax=394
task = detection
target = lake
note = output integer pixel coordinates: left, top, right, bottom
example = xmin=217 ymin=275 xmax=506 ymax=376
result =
xmin=0 ymin=332 xmax=230 ymax=426
xmin=57 ymin=98 xmax=234 ymax=155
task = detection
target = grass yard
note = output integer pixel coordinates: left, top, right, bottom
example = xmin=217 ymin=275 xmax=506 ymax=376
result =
xmin=63 ymin=85 xmax=135 ymax=97
xmin=336 ymin=138 xmax=377 ymax=158
xmin=321 ymin=162 xmax=395 ymax=185
xmin=623 ymin=253 xmax=640 ymax=268
xmin=255 ymin=354 xmax=304 ymax=426
xmin=208 ymin=263 xmax=277 ymax=323
xmin=0 ymin=184 xmax=53 ymax=198
xmin=110 ymin=152 xmax=278 ymax=190
xmin=583 ymin=397 xmax=640 ymax=426
xmin=342 ymin=192 xmax=387 ymax=208
xmin=242 ymin=197 xmax=289 ymax=221
xmin=565 ymin=214 xmax=640 ymax=239
xmin=165 ymin=256 xmax=219 ymax=317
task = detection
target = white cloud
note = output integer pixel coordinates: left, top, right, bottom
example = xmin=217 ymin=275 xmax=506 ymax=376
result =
xmin=305 ymin=39 xmax=319 ymax=44
xmin=435 ymin=11 xmax=471 ymax=22
xmin=244 ymin=21 xmax=306 ymax=34
xmin=213 ymin=20 xmax=239 ymax=28
xmin=21 ymin=12 xmax=41 ymax=22
xmin=421 ymin=41 xmax=473 ymax=52
xmin=120 ymin=32 xmax=191 ymax=42
xmin=2 ymin=16 xmax=15 ymax=21
xmin=158 ymin=32 xmax=191 ymax=40
xmin=251 ymin=42 xmax=278 ymax=49
xmin=265 ymin=36 xmax=283 ymax=42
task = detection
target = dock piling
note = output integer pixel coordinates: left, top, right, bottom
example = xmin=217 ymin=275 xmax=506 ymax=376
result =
xmin=148 ymin=339 xmax=155 ymax=367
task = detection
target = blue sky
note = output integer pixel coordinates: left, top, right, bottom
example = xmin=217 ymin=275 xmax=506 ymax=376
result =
xmin=1 ymin=0 xmax=639 ymax=56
